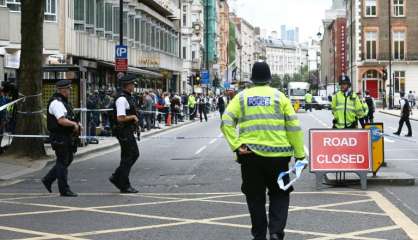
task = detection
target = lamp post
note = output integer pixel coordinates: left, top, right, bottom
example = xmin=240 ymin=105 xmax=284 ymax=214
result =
xmin=306 ymin=52 xmax=310 ymax=83
xmin=388 ymin=0 xmax=393 ymax=109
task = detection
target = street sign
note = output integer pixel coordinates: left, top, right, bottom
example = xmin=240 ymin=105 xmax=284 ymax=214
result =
xmin=310 ymin=129 xmax=372 ymax=172
xmin=201 ymin=70 xmax=209 ymax=85
xmin=365 ymin=123 xmax=384 ymax=175
xmin=115 ymin=45 xmax=128 ymax=72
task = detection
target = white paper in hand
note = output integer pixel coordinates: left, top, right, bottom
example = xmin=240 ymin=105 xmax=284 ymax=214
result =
xmin=277 ymin=160 xmax=309 ymax=191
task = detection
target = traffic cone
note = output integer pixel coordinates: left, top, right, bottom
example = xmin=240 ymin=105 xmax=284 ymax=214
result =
xmin=166 ymin=112 xmax=172 ymax=126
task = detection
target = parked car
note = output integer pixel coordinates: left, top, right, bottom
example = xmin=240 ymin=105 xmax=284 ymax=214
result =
xmin=313 ymin=96 xmax=331 ymax=110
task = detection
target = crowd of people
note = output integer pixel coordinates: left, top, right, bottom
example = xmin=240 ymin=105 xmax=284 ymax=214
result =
xmin=85 ymin=89 xmax=229 ymax=140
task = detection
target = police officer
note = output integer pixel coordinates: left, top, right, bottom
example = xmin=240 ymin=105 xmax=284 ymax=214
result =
xmin=42 ymin=80 xmax=80 ymax=197
xmin=304 ymin=90 xmax=313 ymax=112
xmin=221 ymin=62 xmax=305 ymax=240
xmin=188 ymin=92 xmax=197 ymax=120
xmin=109 ymin=75 xmax=140 ymax=194
xmin=331 ymin=76 xmax=365 ymax=129
xmin=357 ymin=92 xmax=369 ymax=129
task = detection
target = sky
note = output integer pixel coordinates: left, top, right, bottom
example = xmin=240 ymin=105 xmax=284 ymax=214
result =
xmin=230 ymin=0 xmax=333 ymax=42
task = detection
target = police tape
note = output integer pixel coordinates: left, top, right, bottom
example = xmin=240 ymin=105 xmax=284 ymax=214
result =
xmin=277 ymin=159 xmax=308 ymax=191
xmin=0 ymin=133 xmax=224 ymax=140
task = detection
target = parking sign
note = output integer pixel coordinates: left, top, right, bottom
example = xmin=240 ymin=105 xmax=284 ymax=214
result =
xmin=115 ymin=45 xmax=128 ymax=72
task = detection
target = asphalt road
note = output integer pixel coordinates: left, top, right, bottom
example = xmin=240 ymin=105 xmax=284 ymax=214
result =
xmin=0 ymin=111 xmax=417 ymax=240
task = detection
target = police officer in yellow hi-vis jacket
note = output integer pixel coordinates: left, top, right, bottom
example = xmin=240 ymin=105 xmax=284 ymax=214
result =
xmin=331 ymin=76 xmax=365 ymax=129
xmin=221 ymin=62 xmax=305 ymax=240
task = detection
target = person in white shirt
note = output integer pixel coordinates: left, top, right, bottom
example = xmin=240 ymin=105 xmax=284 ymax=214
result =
xmin=42 ymin=80 xmax=80 ymax=197
xmin=109 ymin=75 xmax=140 ymax=194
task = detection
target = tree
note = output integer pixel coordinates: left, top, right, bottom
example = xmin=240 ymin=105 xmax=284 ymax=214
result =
xmin=270 ymin=74 xmax=282 ymax=89
xmin=8 ymin=0 xmax=46 ymax=159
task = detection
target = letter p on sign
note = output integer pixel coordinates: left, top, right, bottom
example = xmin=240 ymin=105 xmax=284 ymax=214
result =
xmin=115 ymin=45 xmax=128 ymax=59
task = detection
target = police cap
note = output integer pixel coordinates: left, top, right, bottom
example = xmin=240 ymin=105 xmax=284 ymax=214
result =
xmin=339 ymin=75 xmax=351 ymax=86
xmin=119 ymin=74 xmax=138 ymax=85
xmin=56 ymin=79 xmax=72 ymax=89
xmin=251 ymin=61 xmax=272 ymax=84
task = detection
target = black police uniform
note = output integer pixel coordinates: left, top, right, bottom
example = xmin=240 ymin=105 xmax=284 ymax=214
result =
xmin=42 ymin=80 xmax=78 ymax=197
xmin=109 ymin=75 xmax=140 ymax=193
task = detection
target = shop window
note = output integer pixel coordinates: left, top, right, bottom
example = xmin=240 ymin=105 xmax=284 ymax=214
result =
xmin=394 ymin=71 xmax=405 ymax=93
xmin=6 ymin=0 xmax=20 ymax=11
xmin=44 ymin=0 xmax=57 ymax=22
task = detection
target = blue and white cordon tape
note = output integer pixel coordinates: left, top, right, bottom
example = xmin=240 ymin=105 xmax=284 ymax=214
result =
xmin=277 ymin=159 xmax=309 ymax=191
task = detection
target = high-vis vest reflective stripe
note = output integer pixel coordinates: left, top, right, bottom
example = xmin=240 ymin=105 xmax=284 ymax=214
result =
xmin=305 ymin=93 xmax=313 ymax=103
xmin=332 ymin=91 xmax=365 ymax=129
xmin=220 ymin=86 xmax=305 ymax=158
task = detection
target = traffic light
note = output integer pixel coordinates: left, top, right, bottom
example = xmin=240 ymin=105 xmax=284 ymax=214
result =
xmin=187 ymin=76 xmax=192 ymax=85
xmin=382 ymin=69 xmax=388 ymax=80
xmin=195 ymin=75 xmax=201 ymax=84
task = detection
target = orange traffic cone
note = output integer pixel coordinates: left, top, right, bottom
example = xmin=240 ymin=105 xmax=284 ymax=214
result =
xmin=166 ymin=112 xmax=172 ymax=126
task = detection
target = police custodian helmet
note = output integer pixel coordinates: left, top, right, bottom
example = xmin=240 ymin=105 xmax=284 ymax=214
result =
xmin=251 ymin=61 xmax=272 ymax=85
xmin=339 ymin=75 xmax=351 ymax=86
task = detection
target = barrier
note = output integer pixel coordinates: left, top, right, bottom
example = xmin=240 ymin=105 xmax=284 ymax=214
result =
xmin=310 ymin=129 xmax=372 ymax=190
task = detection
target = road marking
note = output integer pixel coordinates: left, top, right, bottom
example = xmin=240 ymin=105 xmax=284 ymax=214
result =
xmin=384 ymin=158 xmax=418 ymax=161
xmin=385 ymin=148 xmax=418 ymax=152
xmin=209 ymin=139 xmax=217 ymax=145
xmin=368 ymin=191 xmax=418 ymax=240
xmin=309 ymin=113 xmax=330 ymax=128
xmin=195 ymin=146 xmax=207 ymax=155
xmin=0 ymin=225 xmax=89 ymax=240
xmin=384 ymin=138 xmax=395 ymax=143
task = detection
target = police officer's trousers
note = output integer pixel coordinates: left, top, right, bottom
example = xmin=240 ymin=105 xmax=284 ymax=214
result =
xmin=113 ymin=131 xmax=139 ymax=190
xmin=238 ymin=153 xmax=292 ymax=240
xmin=44 ymin=136 xmax=74 ymax=194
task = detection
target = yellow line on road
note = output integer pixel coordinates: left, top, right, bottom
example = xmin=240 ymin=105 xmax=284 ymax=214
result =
xmin=369 ymin=191 xmax=418 ymax=240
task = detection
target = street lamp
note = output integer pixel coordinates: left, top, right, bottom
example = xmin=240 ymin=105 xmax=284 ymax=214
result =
xmin=306 ymin=53 xmax=310 ymax=83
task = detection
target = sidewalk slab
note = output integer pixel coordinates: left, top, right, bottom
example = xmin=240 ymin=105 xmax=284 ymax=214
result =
xmin=0 ymin=119 xmax=198 ymax=182
xmin=324 ymin=172 xmax=415 ymax=187
xmin=379 ymin=109 xmax=418 ymax=121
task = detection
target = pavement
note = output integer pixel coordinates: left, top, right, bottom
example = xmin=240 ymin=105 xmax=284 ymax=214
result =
xmin=0 ymin=118 xmax=196 ymax=183
xmin=0 ymin=111 xmax=417 ymax=239
xmin=379 ymin=108 xmax=418 ymax=121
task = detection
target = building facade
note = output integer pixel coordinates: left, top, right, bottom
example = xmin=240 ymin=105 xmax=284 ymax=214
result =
xmin=346 ymin=0 xmax=418 ymax=103
xmin=264 ymin=38 xmax=308 ymax=78
xmin=181 ymin=0 xmax=204 ymax=93
xmin=0 ymin=0 xmax=184 ymax=93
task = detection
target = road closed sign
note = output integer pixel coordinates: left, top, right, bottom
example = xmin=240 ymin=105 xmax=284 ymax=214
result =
xmin=310 ymin=129 xmax=372 ymax=172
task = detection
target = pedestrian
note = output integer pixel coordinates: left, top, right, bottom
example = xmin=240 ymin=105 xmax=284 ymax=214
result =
xmin=304 ymin=90 xmax=313 ymax=112
xmin=364 ymin=91 xmax=375 ymax=124
xmin=42 ymin=80 xmax=80 ymax=197
xmin=407 ymin=91 xmax=414 ymax=109
xmin=357 ymin=92 xmax=369 ymax=129
xmin=188 ymin=92 xmax=197 ymax=120
xmin=0 ymin=88 xmax=8 ymax=153
xmin=217 ymin=93 xmax=226 ymax=117
xmin=144 ymin=91 xmax=153 ymax=131
xmin=163 ymin=92 xmax=171 ymax=125
xmin=331 ymin=76 xmax=365 ymax=129
xmin=221 ymin=62 xmax=305 ymax=240
xmin=197 ymin=93 xmax=208 ymax=122
xmin=109 ymin=75 xmax=140 ymax=194
xmin=393 ymin=92 xmax=412 ymax=137
xmin=171 ymin=93 xmax=181 ymax=124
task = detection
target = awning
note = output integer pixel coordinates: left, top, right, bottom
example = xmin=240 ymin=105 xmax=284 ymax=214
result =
xmin=98 ymin=61 xmax=163 ymax=78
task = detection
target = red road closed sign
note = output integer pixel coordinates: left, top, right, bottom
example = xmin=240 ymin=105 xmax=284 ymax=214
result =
xmin=310 ymin=129 xmax=372 ymax=172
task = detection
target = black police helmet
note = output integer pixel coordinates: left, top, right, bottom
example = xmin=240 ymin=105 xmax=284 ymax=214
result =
xmin=251 ymin=61 xmax=272 ymax=85
xmin=119 ymin=74 xmax=138 ymax=86
xmin=339 ymin=75 xmax=351 ymax=86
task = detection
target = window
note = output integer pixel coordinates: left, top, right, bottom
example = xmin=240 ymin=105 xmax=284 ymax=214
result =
xmin=113 ymin=7 xmax=120 ymax=36
xmin=96 ymin=0 xmax=105 ymax=30
xmin=129 ymin=15 xmax=134 ymax=40
xmin=365 ymin=31 xmax=377 ymax=60
xmin=44 ymin=0 xmax=57 ymax=21
xmin=183 ymin=13 xmax=187 ymax=27
xmin=182 ymin=46 xmax=187 ymax=59
xmin=141 ymin=19 xmax=146 ymax=45
xmin=156 ymin=27 xmax=161 ymax=50
xmin=6 ymin=0 xmax=20 ymax=11
xmin=0 ymin=0 xmax=5 ymax=7
xmin=134 ymin=18 xmax=140 ymax=43
xmin=104 ymin=3 xmax=113 ymax=37
xmin=394 ymin=71 xmax=405 ymax=93
xmin=365 ymin=0 xmax=377 ymax=17
xmin=74 ymin=0 xmax=85 ymax=30
xmin=86 ymin=0 xmax=95 ymax=27
xmin=160 ymin=28 xmax=164 ymax=51
xmin=393 ymin=31 xmax=405 ymax=60
xmin=122 ymin=12 xmax=128 ymax=38
xmin=151 ymin=24 xmax=156 ymax=48
xmin=146 ymin=21 xmax=151 ymax=47
xmin=393 ymin=0 xmax=405 ymax=17
xmin=192 ymin=50 xmax=196 ymax=60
